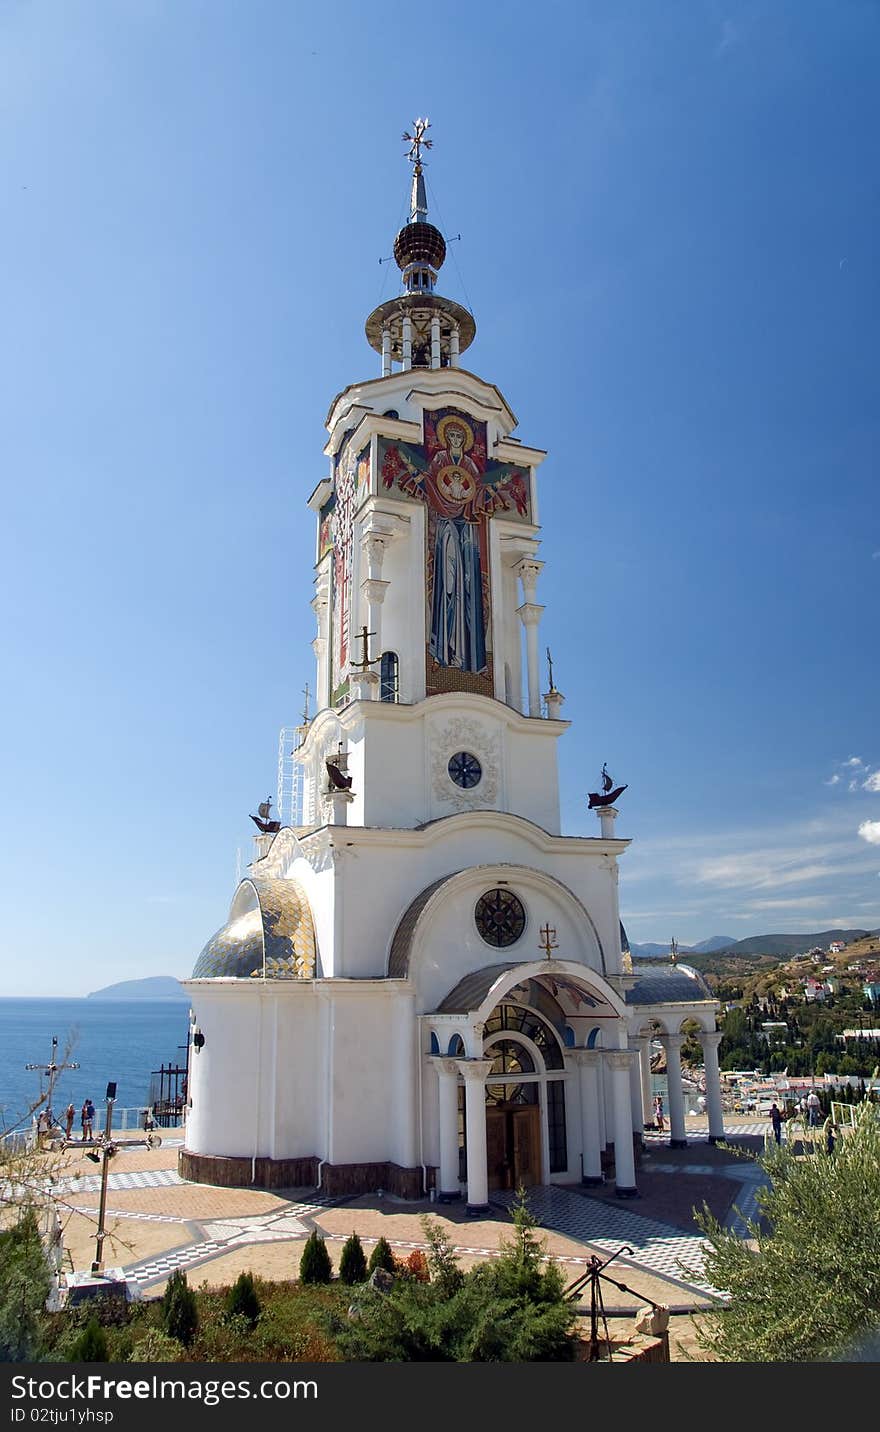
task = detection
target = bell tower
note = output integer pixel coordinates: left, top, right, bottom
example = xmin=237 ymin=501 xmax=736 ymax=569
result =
xmin=297 ymin=121 xmax=563 ymax=833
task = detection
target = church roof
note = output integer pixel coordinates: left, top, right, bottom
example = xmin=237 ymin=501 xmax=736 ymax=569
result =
xmin=625 ymin=961 xmax=714 ymax=1005
xmin=435 ymin=962 xmax=530 ymax=1013
xmin=388 ymin=873 xmax=462 ymax=978
xmin=192 ymin=877 xmax=317 ymax=980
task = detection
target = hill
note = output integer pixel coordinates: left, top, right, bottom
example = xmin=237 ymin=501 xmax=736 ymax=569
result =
xmin=628 ymin=935 xmax=737 ymax=960
xmin=87 ymin=976 xmax=188 ymax=1001
xmin=711 ymin=928 xmax=876 ymax=959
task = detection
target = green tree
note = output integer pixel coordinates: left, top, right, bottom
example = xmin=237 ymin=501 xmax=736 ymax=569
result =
xmin=299 ymin=1231 xmax=332 ymax=1284
xmin=367 ymin=1236 xmax=396 ymax=1275
xmin=694 ymin=1105 xmax=880 ymax=1361
xmin=338 ymin=1233 xmax=367 ymax=1285
xmin=69 ymin=1318 xmax=109 ymax=1363
xmin=161 ymin=1269 xmax=199 ymax=1347
xmin=0 ymin=1204 xmax=52 ymax=1361
xmin=336 ymin=1192 xmax=575 ymax=1362
xmin=225 ymin=1271 xmax=261 ymax=1326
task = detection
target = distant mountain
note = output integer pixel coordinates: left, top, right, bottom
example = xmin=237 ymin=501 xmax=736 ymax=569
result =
xmin=706 ymin=928 xmax=876 ymax=959
xmin=629 ymin=942 xmax=674 ymax=959
xmin=690 ymin=935 xmax=738 ymax=953
xmin=87 ymin=976 xmax=188 ymax=1001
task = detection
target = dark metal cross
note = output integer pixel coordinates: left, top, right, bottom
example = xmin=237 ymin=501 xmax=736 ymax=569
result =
xmin=539 ymin=923 xmax=559 ymax=959
xmin=546 ymin=647 xmax=556 ymax=691
xmin=25 ymin=1035 xmax=79 ymax=1116
xmin=301 ymin=682 xmax=311 ymax=724
xmin=351 ymin=625 xmax=379 ymax=670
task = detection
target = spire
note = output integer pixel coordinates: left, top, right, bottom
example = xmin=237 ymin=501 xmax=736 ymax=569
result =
xmin=364 ymin=120 xmax=476 ymax=374
xmin=402 ymin=117 xmax=431 ymax=223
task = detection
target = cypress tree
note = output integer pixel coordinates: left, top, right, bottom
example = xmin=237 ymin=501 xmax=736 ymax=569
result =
xmin=338 ymin=1232 xmax=367 ymax=1285
xmin=161 ymin=1269 xmax=199 ymax=1347
xmin=69 ymin=1318 xmax=108 ymax=1363
xmin=225 ymin=1271 xmax=261 ymax=1326
xmin=299 ymin=1230 xmax=332 ymax=1284
xmin=367 ymin=1236 xmax=396 ymax=1274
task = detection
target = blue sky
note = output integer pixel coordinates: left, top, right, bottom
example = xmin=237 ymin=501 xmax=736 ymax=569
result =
xmin=1 ymin=1 xmax=878 ymax=995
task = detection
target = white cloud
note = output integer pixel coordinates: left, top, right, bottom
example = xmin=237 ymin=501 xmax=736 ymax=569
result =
xmin=825 ymin=773 xmax=841 ymax=786
xmin=845 ymin=756 xmax=864 ymax=768
xmin=859 ymin=821 xmax=880 ymax=846
xmin=748 ymin=897 xmax=828 ymax=909
xmin=864 ymin=772 xmax=880 ymax=793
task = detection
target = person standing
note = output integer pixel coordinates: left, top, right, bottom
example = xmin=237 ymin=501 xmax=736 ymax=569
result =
xmin=807 ymin=1089 xmax=821 ymax=1127
xmin=81 ymin=1097 xmax=95 ymax=1141
xmin=770 ymin=1101 xmax=783 ymax=1144
xmin=653 ymin=1094 xmax=665 ymax=1132
xmin=64 ymin=1103 xmax=75 ymax=1140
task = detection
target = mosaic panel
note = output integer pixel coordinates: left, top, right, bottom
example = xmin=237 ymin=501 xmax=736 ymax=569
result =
xmin=378 ymin=409 xmax=532 ymax=697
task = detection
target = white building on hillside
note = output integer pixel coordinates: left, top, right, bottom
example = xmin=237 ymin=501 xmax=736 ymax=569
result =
xmin=181 ymin=126 xmax=723 ymax=1212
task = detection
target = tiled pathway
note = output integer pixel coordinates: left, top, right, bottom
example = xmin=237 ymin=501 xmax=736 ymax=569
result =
xmin=491 ymin=1186 xmax=720 ymax=1297
xmin=118 ymin=1201 xmax=341 ymax=1289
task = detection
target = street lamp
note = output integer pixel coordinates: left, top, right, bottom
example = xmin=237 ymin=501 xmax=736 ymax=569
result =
xmin=90 ymin=1082 xmax=117 ymax=1276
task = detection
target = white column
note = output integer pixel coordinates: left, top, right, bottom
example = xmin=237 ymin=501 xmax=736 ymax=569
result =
xmin=607 ymin=1051 xmax=638 ymax=1196
xmin=458 ymin=1059 xmax=493 ymax=1215
xmin=517 ymin=604 xmax=544 ymax=717
xmin=381 ymin=325 xmax=391 ymax=377
xmin=574 ymin=1051 xmax=603 ymax=1184
xmin=628 ymin=1040 xmax=645 ymax=1135
xmin=516 ymin=559 xmax=544 ymax=717
xmin=450 ymin=324 xmax=460 ymax=367
xmin=596 ymin=1050 xmax=608 ymax=1151
xmin=402 ymin=314 xmax=412 ymax=369
xmin=638 ymin=1036 xmax=654 ymax=1130
xmin=596 ymin=804 xmax=619 ymax=841
xmin=430 ymin=314 xmax=441 ymax=369
xmin=435 ymin=1059 xmax=461 ymax=1201
xmin=701 ymin=1031 xmax=725 ymax=1143
xmin=361 ymin=533 xmax=389 ymax=663
xmin=661 ymin=1033 xmax=688 ymax=1148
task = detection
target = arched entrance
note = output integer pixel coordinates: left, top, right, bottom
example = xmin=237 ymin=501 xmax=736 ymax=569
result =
xmin=482 ymin=1001 xmax=567 ymax=1190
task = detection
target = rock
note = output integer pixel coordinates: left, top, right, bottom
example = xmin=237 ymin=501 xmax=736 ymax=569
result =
xmin=633 ymin=1304 xmax=669 ymax=1336
xmin=369 ymin=1267 xmax=395 ymax=1293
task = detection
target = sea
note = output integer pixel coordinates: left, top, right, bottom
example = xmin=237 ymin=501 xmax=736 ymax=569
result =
xmin=0 ymin=998 xmax=190 ymax=1130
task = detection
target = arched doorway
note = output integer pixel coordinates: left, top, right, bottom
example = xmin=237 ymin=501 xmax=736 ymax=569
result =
xmin=482 ymin=999 xmax=567 ymax=1190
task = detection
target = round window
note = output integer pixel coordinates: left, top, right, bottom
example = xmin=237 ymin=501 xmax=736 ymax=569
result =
xmin=448 ymin=751 xmax=482 ymax=790
xmin=475 ymin=889 xmax=526 ymax=948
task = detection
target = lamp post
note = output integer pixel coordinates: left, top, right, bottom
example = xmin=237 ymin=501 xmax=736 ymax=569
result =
xmin=90 ymin=1082 xmax=117 ymax=1276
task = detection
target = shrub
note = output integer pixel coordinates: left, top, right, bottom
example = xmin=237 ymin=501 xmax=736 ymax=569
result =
xmin=402 ymin=1250 xmax=429 ymax=1283
xmin=162 ymin=1270 xmax=199 ymax=1347
xmin=128 ymin=1328 xmax=183 ymax=1363
xmin=694 ymin=1104 xmax=880 ymax=1361
xmin=299 ymin=1231 xmax=332 ymax=1285
xmin=338 ymin=1234 xmax=367 ymax=1285
xmin=336 ymin=1194 xmax=576 ymax=1362
xmin=69 ymin=1318 xmax=109 ymax=1363
xmin=0 ymin=1204 xmax=52 ymax=1361
xmin=225 ymin=1272 xmax=261 ymax=1326
xmin=367 ymin=1237 xmax=395 ymax=1275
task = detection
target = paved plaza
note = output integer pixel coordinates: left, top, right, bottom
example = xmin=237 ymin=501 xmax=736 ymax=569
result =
xmin=45 ymin=1115 xmax=769 ymax=1342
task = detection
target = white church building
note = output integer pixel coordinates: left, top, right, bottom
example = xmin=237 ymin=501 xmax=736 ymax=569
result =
xmin=182 ymin=126 xmax=723 ymax=1213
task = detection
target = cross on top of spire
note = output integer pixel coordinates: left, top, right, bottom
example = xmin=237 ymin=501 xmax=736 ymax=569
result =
xmin=402 ymin=117 xmax=432 ymax=168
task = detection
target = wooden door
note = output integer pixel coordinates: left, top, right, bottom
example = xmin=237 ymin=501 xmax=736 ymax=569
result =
xmin=512 ymin=1106 xmax=541 ymax=1188
xmin=486 ymin=1108 xmax=509 ymax=1191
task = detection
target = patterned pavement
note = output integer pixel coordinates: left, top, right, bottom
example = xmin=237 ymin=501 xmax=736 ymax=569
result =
xmin=119 ymin=1199 xmax=343 ymax=1289
xmin=490 ymin=1186 xmax=721 ymax=1297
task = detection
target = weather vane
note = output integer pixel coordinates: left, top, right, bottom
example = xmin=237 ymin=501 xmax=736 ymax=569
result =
xmin=539 ymin=923 xmax=559 ymax=960
xmin=402 ymin=117 xmax=432 ymax=167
